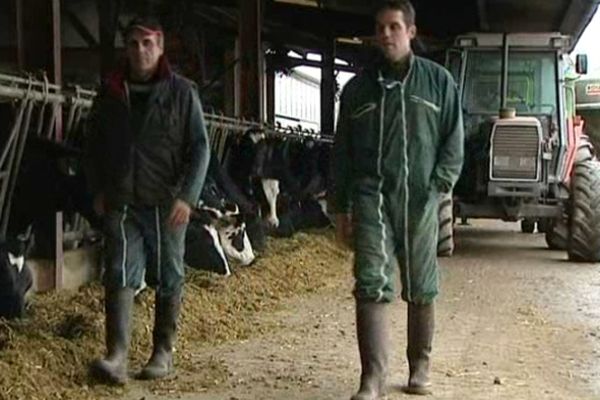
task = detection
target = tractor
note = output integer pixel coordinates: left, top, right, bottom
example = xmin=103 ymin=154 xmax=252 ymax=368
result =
xmin=438 ymin=32 xmax=600 ymax=262
xmin=576 ymin=76 xmax=600 ymax=153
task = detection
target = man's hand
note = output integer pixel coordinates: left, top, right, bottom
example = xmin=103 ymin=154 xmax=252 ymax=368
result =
xmin=93 ymin=193 xmax=106 ymax=216
xmin=168 ymin=199 xmax=192 ymax=229
xmin=335 ymin=213 xmax=353 ymax=249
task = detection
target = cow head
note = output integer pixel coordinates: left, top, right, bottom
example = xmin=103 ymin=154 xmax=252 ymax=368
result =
xmin=185 ymin=202 xmax=255 ymax=276
xmin=185 ymin=215 xmax=232 ymax=276
xmin=200 ymin=203 xmax=256 ymax=267
xmin=3 ymin=226 xmax=33 ymax=270
xmin=0 ymin=227 xmax=34 ymax=319
xmin=227 ymin=128 xmax=267 ymax=184
xmin=218 ymin=220 xmax=255 ymax=267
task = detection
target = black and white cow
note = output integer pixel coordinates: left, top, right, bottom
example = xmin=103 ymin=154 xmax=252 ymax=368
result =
xmin=185 ymin=203 xmax=254 ymax=276
xmin=203 ymin=147 xmax=266 ymax=252
xmin=272 ymin=138 xmax=332 ymax=235
xmin=184 ymin=151 xmax=257 ymax=275
xmin=224 ymin=129 xmax=276 ymax=226
xmin=0 ymin=230 xmax=34 ymax=319
xmin=8 ymin=136 xmax=101 ymax=256
xmin=224 ymin=129 xmax=332 ymax=238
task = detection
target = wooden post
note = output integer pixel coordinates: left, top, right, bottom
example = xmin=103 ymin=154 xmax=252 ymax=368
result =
xmin=321 ymin=37 xmax=335 ymax=136
xmin=16 ymin=0 xmax=64 ymax=289
xmin=238 ymin=0 xmax=263 ymax=121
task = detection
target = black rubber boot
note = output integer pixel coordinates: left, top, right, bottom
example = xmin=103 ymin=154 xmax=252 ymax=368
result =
xmin=138 ymin=291 xmax=182 ymax=380
xmin=403 ymin=302 xmax=434 ymax=395
xmin=90 ymin=287 xmax=135 ymax=385
xmin=351 ymin=301 xmax=389 ymax=400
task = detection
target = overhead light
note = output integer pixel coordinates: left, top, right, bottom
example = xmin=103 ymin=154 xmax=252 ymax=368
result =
xmin=456 ymin=36 xmax=477 ymax=47
xmin=287 ymin=50 xmax=303 ymax=59
xmin=273 ymin=0 xmax=319 ymax=7
xmin=337 ymin=37 xmax=363 ymax=45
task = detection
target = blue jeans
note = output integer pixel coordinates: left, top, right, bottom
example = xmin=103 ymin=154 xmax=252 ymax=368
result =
xmin=103 ymin=204 xmax=186 ymax=298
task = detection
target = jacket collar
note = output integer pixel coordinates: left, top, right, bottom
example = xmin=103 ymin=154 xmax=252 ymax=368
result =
xmin=377 ymin=53 xmax=415 ymax=85
xmin=103 ymin=56 xmax=173 ymax=102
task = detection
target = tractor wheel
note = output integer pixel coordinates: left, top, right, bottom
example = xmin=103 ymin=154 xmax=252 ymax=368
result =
xmin=545 ymin=218 xmax=568 ymax=250
xmin=520 ymin=219 xmax=535 ymax=233
xmin=537 ymin=218 xmax=552 ymax=234
xmin=437 ymin=192 xmax=454 ymax=257
xmin=575 ymin=133 xmax=595 ymax=163
xmin=568 ymin=160 xmax=600 ymax=262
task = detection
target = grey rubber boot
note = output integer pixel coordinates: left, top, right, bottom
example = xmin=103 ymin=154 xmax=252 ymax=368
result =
xmin=403 ymin=302 xmax=434 ymax=395
xmin=90 ymin=287 xmax=135 ymax=385
xmin=138 ymin=292 xmax=182 ymax=380
xmin=351 ymin=301 xmax=389 ymax=400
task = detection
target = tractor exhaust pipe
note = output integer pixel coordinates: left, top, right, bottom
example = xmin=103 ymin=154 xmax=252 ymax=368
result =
xmin=498 ymin=33 xmax=515 ymax=120
xmin=500 ymin=33 xmax=509 ymax=111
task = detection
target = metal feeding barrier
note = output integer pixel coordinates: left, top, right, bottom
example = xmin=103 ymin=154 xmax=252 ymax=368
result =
xmin=204 ymin=113 xmax=333 ymax=163
xmin=0 ymin=71 xmax=332 ymax=239
xmin=0 ymin=72 xmax=96 ymax=240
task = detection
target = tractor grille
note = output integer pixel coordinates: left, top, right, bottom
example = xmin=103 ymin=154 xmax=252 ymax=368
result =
xmin=490 ymin=124 xmax=540 ymax=181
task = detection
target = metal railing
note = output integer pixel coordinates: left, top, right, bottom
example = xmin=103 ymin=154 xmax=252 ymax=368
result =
xmin=0 ymin=73 xmax=96 ymax=239
xmin=204 ymin=113 xmax=333 ymax=163
xmin=0 ymin=71 xmax=333 ymax=237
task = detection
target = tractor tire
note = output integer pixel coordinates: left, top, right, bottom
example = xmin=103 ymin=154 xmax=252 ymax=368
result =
xmin=520 ymin=219 xmax=535 ymax=233
xmin=575 ymin=134 xmax=595 ymax=164
xmin=545 ymin=218 xmax=568 ymax=250
xmin=537 ymin=218 xmax=552 ymax=234
xmin=568 ymin=160 xmax=600 ymax=262
xmin=437 ymin=192 xmax=454 ymax=257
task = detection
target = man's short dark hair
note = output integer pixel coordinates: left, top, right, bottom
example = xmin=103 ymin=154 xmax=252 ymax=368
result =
xmin=374 ymin=0 xmax=416 ymax=27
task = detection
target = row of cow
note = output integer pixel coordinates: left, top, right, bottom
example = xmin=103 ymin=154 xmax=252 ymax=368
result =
xmin=0 ymin=126 xmax=333 ymax=319
xmin=185 ymin=128 xmax=332 ymax=276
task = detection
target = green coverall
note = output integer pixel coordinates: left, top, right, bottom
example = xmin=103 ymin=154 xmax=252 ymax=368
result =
xmin=330 ymin=56 xmax=464 ymax=304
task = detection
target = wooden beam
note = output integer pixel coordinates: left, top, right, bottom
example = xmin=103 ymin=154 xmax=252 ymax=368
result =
xmin=560 ymin=0 xmax=599 ymax=50
xmin=320 ymin=37 xmax=335 ymax=136
xmin=15 ymin=0 xmax=24 ymax=69
xmin=224 ymin=49 xmax=237 ymax=116
xmin=64 ymin=6 xmax=99 ymax=48
xmin=15 ymin=0 xmax=64 ymax=289
xmin=476 ymin=0 xmax=490 ymax=31
xmin=266 ymin=67 xmax=275 ymax=124
xmin=282 ymin=56 xmax=358 ymax=73
xmin=97 ymin=0 xmax=122 ymax=77
xmin=54 ymin=212 xmax=63 ymax=290
xmin=17 ymin=0 xmax=62 ymax=83
xmin=238 ymin=0 xmax=264 ymax=121
xmin=266 ymin=1 xmax=372 ymax=38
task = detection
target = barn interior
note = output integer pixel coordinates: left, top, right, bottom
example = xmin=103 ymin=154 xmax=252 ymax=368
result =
xmin=0 ymin=1 xmax=599 ymax=399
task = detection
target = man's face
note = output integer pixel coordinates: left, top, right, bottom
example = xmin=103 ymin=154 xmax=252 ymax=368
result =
xmin=126 ymin=29 xmax=164 ymax=79
xmin=375 ymin=8 xmax=416 ymax=63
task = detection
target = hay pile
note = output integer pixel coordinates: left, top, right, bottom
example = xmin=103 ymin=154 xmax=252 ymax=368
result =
xmin=0 ymin=229 xmax=351 ymax=400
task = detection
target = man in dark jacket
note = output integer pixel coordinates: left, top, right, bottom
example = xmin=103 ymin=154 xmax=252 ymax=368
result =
xmin=330 ymin=1 xmax=464 ymax=398
xmin=86 ymin=16 xmax=210 ymax=384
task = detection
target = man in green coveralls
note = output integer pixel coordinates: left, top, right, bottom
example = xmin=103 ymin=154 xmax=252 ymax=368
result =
xmin=329 ymin=1 xmax=464 ymax=398
xmin=86 ymin=16 xmax=210 ymax=384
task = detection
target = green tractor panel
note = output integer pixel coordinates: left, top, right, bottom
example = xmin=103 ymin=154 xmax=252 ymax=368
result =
xmin=439 ymin=32 xmax=600 ymax=262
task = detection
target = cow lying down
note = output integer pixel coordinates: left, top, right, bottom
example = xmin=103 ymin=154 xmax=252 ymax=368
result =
xmin=0 ymin=231 xmax=33 ymax=319
xmin=184 ymin=202 xmax=255 ymax=276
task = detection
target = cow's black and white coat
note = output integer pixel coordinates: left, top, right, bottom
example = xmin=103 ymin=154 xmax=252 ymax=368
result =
xmin=224 ymin=130 xmax=332 ymax=237
xmin=9 ymin=136 xmax=101 ymax=257
xmin=0 ymin=231 xmax=33 ymax=319
xmin=184 ymin=152 xmax=257 ymax=275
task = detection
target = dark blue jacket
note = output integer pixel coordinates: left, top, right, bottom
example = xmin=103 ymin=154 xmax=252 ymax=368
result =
xmin=85 ymin=58 xmax=210 ymax=208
